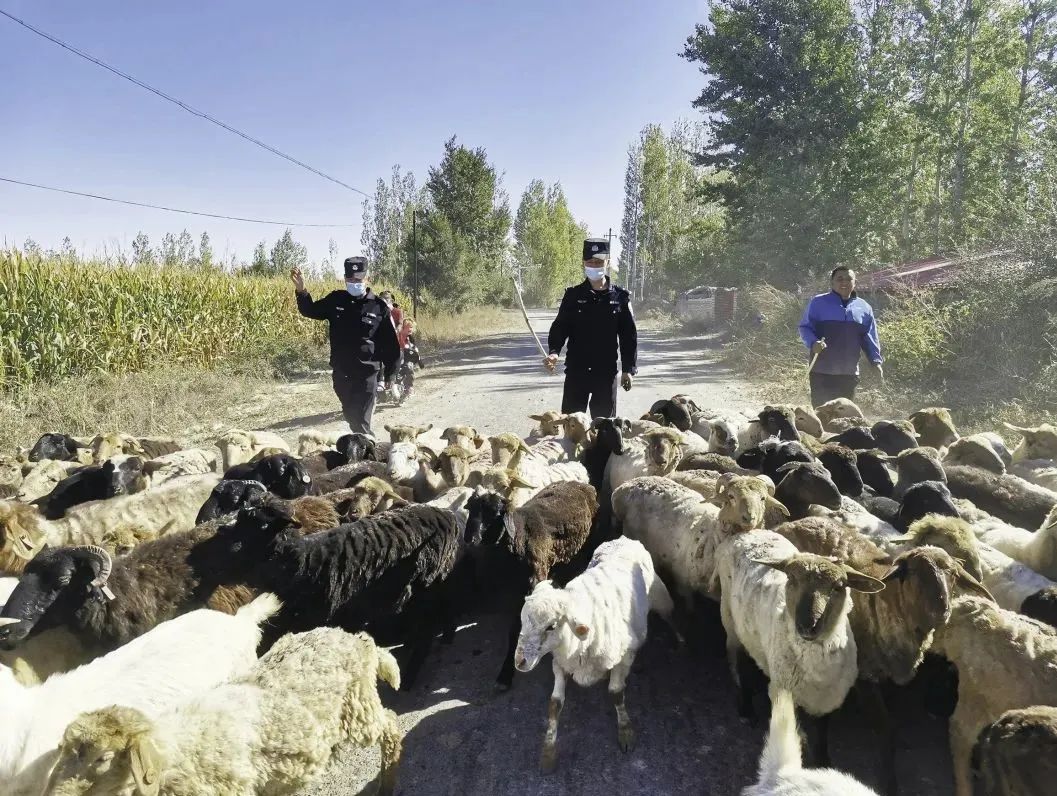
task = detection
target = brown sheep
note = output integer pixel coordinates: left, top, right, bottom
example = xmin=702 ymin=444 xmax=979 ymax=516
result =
xmin=384 ymin=423 xmax=433 ymax=443
xmin=910 ymin=407 xmax=959 ymax=449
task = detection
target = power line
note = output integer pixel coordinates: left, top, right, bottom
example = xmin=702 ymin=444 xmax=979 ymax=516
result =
xmin=0 ymin=8 xmax=369 ymax=198
xmin=0 ymin=176 xmax=357 ymax=227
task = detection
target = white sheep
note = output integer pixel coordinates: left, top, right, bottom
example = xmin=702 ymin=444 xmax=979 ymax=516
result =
xmin=514 ymin=537 xmax=673 ymax=773
xmin=1010 ymin=459 xmax=1057 ymax=492
xmin=143 ymin=448 xmax=218 ymax=486
xmin=15 ymin=459 xmax=85 ymax=503
xmin=215 ymin=429 xmax=290 ymax=471
xmin=715 ymin=529 xmax=883 ymax=757
xmin=387 ymin=441 xmax=448 ymax=501
xmin=603 ymin=427 xmax=685 ymax=497
xmin=296 ymin=429 xmax=338 ymax=457
xmin=0 ymin=474 xmax=219 ymax=575
xmin=970 ymin=504 xmax=1057 ymax=579
xmin=932 ymin=595 xmax=1057 ymax=796
xmin=742 ymin=689 xmax=878 ymax=796
xmin=425 ymin=486 xmax=474 ymax=536
xmin=44 ymin=627 xmax=403 ymax=796
xmin=0 ymin=594 xmax=280 ymax=796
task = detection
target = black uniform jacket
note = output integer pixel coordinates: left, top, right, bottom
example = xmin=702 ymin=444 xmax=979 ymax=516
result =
xmin=296 ymin=288 xmax=401 ymax=379
xmin=547 ymin=279 xmax=638 ymax=377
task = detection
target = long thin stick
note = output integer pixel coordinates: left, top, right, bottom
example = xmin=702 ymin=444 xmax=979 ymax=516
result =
xmin=807 ymin=337 xmax=826 ymax=374
xmin=510 ymin=275 xmax=555 ymax=374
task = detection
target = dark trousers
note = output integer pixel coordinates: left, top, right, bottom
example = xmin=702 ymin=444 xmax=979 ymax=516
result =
xmin=332 ymin=370 xmax=378 ymax=435
xmin=809 ymin=372 xmax=859 ymax=409
xmin=562 ymin=371 xmax=618 ymax=419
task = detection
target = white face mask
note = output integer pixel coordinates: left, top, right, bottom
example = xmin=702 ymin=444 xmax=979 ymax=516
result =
xmin=346 ymin=281 xmax=367 ymax=297
xmin=584 ymin=266 xmax=607 ymax=282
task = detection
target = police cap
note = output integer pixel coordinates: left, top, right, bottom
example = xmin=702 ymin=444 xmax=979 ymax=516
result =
xmin=343 ymin=257 xmax=368 ymax=278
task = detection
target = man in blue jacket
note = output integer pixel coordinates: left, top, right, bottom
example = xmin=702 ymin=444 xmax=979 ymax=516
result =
xmin=798 ymin=266 xmax=883 ymax=408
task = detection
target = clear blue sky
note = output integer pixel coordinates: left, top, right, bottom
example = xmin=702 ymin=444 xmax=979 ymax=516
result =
xmin=1 ymin=1 xmax=707 ymax=271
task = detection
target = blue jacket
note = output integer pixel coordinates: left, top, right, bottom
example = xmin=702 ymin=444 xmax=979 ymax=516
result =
xmin=798 ymin=291 xmax=882 ymax=376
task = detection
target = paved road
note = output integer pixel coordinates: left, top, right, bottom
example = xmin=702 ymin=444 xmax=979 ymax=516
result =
xmin=285 ymin=311 xmax=952 ymax=796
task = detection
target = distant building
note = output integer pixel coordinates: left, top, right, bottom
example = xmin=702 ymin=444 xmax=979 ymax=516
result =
xmin=856 ymin=250 xmax=1012 ymax=294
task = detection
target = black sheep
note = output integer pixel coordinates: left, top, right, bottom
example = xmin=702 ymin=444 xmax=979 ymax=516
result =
xmin=774 ymin=461 xmax=843 ymax=518
xmin=817 ymin=444 xmax=864 ymax=497
xmin=213 ymin=502 xmax=460 ymax=687
xmin=944 ymin=464 xmax=1057 ymax=530
xmin=857 ymin=449 xmax=896 ymax=498
xmin=33 ymin=456 xmax=147 ymax=519
xmin=739 ymin=439 xmax=815 ymax=483
xmin=27 ymin=433 xmax=86 ymax=462
xmin=897 ymin=480 xmax=959 ymax=530
xmin=337 ymin=433 xmax=382 ymax=462
xmin=464 ymin=481 xmax=597 ymax=689
xmin=649 ymin=399 xmax=693 ymax=432
xmin=870 ymin=421 xmax=919 ymax=456
xmin=196 ymin=479 xmax=269 ymax=524
xmin=893 ymin=448 xmax=947 ymax=499
xmin=755 ymin=406 xmax=800 ymax=441
xmin=310 ymin=461 xmax=388 ymax=494
xmin=580 ymin=417 xmax=628 ymax=491
xmin=830 ymin=426 xmax=878 ymax=451
xmin=222 ymin=453 xmax=312 ymax=499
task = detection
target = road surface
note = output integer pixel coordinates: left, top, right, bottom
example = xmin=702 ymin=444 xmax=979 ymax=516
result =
xmin=276 ymin=310 xmax=952 ymax=796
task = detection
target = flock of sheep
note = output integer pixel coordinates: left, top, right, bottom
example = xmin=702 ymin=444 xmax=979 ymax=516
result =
xmin=0 ymin=401 xmax=1055 ymax=795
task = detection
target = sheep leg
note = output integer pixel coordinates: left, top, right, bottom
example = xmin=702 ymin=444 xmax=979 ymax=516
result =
xmin=800 ymin=709 xmax=832 ymax=767
xmin=376 ymin=708 xmax=403 ymax=796
xmin=856 ymin=680 xmax=898 ymax=796
xmin=495 ymin=612 xmax=522 ymax=690
xmin=540 ymin=662 xmax=567 ymax=774
xmin=609 ymin=656 xmax=636 ymax=753
xmin=727 ymin=642 xmax=758 ymax=724
xmin=948 ymin=711 xmax=975 ymax=796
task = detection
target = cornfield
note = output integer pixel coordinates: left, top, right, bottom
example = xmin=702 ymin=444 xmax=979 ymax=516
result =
xmin=0 ymin=249 xmax=328 ymax=390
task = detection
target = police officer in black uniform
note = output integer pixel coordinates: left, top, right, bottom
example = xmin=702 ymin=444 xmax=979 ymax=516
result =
xmin=291 ymin=257 xmax=400 ymax=436
xmin=544 ymin=238 xmax=637 ymax=418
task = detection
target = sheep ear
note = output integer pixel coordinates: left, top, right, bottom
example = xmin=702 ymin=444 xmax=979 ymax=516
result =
xmin=843 ymin=566 xmax=886 ymax=594
xmin=1001 ymin=422 xmax=1030 ymax=434
xmin=508 ymin=472 xmax=536 ymax=490
xmin=880 ymin=558 xmax=908 ymax=583
xmin=953 ymin=564 xmax=996 ymax=602
xmin=766 ymin=497 xmax=790 ymax=517
xmin=129 ymin=735 xmax=162 ymax=796
xmin=888 ymin=534 xmax=914 ymax=544
xmin=750 ymin=556 xmax=790 ymax=574
xmin=518 ymin=440 xmax=532 ymax=454
xmin=529 ymin=414 xmax=545 ymax=422
xmin=502 ymin=513 xmax=517 ymax=543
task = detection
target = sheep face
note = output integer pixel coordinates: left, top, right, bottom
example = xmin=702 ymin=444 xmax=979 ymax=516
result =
xmin=1004 ymin=422 xmax=1057 ymax=462
xmin=707 ymin=419 xmax=738 ymax=457
xmin=817 ymin=445 xmax=864 ymax=497
xmin=190 ymin=499 xmax=300 ymax=575
xmin=28 ymin=432 xmax=85 ymax=463
xmin=244 ymin=454 xmax=312 ymax=500
xmin=881 ymin=547 xmax=993 ymax=635
xmin=644 ymin=430 xmax=683 ymax=472
xmin=590 ymin=418 xmax=626 ymax=457
xmin=774 ymin=462 xmax=843 ymax=512
xmin=515 ymin=580 xmax=578 ymax=672
xmin=489 ymin=433 xmax=530 ymax=467
xmin=337 ymin=478 xmax=407 ymax=517
xmin=893 ymin=515 xmax=982 ymax=581
xmin=529 ymin=411 xmax=565 ymax=438
xmin=757 ymin=406 xmax=800 ymax=441
xmin=752 ymin=553 xmax=883 ymax=641
xmin=464 ymin=490 xmax=512 ymax=546
xmin=714 ymin=477 xmax=785 ymax=531
xmin=195 ymin=479 xmax=268 ymax=524
xmin=336 ymin=433 xmax=378 ymax=464
xmin=909 ymin=408 xmax=959 ymax=449
xmin=384 ymin=423 xmax=432 ymax=443
xmin=815 ymin=398 xmax=865 ymax=431
xmin=0 ymin=499 xmax=47 ymax=569
xmin=944 ymin=437 xmax=1005 ymax=474
xmin=650 ymin=399 xmax=693 ymax=432
xmin=0 ymin=454 xmax=22 ymax=491
xmin=1020 ymin=587 xmax=1057 ymax=629
xmin=830 ymin=427 xmax=877 ymax=451
xmin=895 ymin=447 xmax=946 ymax=485
xmin=90 ymin=433 xmax=145 ymax=464
xmin=441 ymin=425 xmax=485 ymax=452
xmin=560 ymin=412 xmax=592 ymax=443
xmin=898 ymin=481 xmax=958 ymax=529
xmin=215 ymin=430 xmax=255 ymax=469
xmin=871 ymin=421 xmax=919 ymax=456
xmin=44 ymin=705 xmax=161 ymax=796
xmin=438 ymin=447 xmax=472 ymax=487
xmin=0 ymin=546 xmax=112 ymax=648
xmin=856 ymin=450 xmax=895 ymax=497
xmin=971 ymin=706 xmax=1057 ymax=796
xmin=793 ymin=407 xmax=824 ymax=438
xmin=17 ymin=459 xmax=79 ymax=502
xmin=102 ymin=455 xmax=149 ymax=497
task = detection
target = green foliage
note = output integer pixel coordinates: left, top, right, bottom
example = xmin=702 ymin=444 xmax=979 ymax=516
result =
xmin=360 ymin=165 xmax=420 ymax=288
xmin=513 ymin=180 xmax=587 ymax=305
xmin=268 ymin=229 xmax=308 ymax=274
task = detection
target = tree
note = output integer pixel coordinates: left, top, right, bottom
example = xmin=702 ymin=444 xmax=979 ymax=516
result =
xmin=269 ymin=229 xmax=308 ymax=274
xmin=132 ymin=232 xmax=154 ymax=266
xmin=175 ymin=229 xmax=195 ymax=266
xmin=22 ymin=238 xmax=42 ymax=257
xmin=59 ymin=237 xmax=77 ymax=264
xmin=513 ymin=180 xmax=587 ymax=305
xmin=250 ymin=241 xmax=270 ymax=273
xmin=198 ymin=232 xmax=214 ymax=270
xmin=416 ymin=137 xmax=512 ymax=310
xmin=159 ymin=233 xmax=179 ymax=267
xmin=360 ymin=165 xmax=420 ymax=287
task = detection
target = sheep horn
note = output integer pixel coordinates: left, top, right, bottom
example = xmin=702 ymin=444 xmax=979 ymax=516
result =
xmin=0 ymin=617 xmax=22 ymax=627
xmin=74 ymin=545 xmax=113 ymax=587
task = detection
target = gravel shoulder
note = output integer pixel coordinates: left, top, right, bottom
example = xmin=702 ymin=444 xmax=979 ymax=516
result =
xmin=253 ymin=310 xmax=953 ymax=796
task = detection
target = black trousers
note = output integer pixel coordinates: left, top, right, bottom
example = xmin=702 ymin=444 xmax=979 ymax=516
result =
xmin=332 ymin=369 xmax=378 ymax=435
xmin=809 ymin=372 xmax=859 ymax=409
xmin=562 ymin=370 xmax=618 ymax=419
